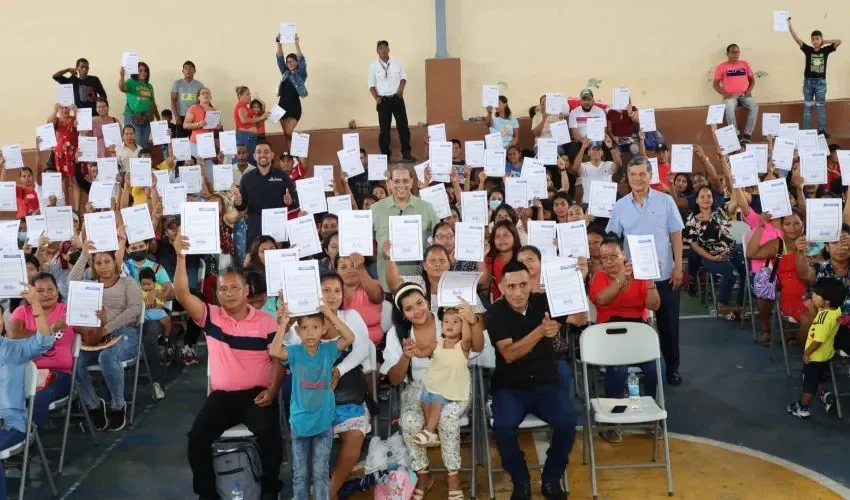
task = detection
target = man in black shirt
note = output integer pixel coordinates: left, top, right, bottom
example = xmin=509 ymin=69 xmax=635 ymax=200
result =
xmin=233 ymin=139 xmax=299 ymax=247
xmin=485 ymin=260 xmax=575 ymax=500
xmin=52 ymin=58 xmax=107 ymax=109
xmin=789 ymin=18 xmax=842 ymax=136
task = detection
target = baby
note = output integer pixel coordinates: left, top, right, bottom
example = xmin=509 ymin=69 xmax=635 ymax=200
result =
xmin=139 ymin=267 xmax=170 ymax=333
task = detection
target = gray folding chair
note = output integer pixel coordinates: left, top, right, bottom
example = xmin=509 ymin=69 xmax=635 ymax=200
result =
xmin=0 ymin=362 xmax=58 ymax=500
xmin=57 ymin=334 xmax=99 ymax=474
xmin=580 ymin=322 xmax=672 ymax=500
xmin=828 ymin=350 xmax=849 ymax=420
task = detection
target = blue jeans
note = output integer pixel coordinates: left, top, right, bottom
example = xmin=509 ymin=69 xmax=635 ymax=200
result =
xmin=723 ymin=95 xmax=759 ymax=135
xmin=702 ymin=246 xmax=747 ymax=306
xmin=124 ymin=113 xmax=151 ymax=149
xmin=290 ymin=427 xmax=333 ymax=500
xmin=803 ymin=78 xmax=827 ymax=132
xmin=605 ymin=359 xmax=665 ymax=398
xmin=556 ymin=358 xmax=573 ymax=399
xmin=0 ymin=428 xmax=26 ymax=499
xmin=75 ymin=326 xmax=140 ymax=410
xmin=33 ymin=371 xmax=72 ymax=429
xmin=491 ymin=384 xmax=576 ymax=486
xmin=235 ymin=130 xmax=258 ymax=166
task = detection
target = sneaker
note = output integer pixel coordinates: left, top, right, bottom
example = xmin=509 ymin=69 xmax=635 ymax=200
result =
xmin=107 ymin=405 xmax=127 ymax=431
xmin=541 ymin=480 xmax=568 ymax=500
xmin=401 ymin=153 xmax=417 ymax=163
xmin=820 ymin=391 xmax=835 ymax=413
xmin=182 ymin=346 xmax=198 ymax=366
xmin=820 ymin=130 xmax=831 ymax=139
xmin=153 ymin=382 xmax=166 ymax=401
xmin=89 ymin=398 xmax=108 ymax=431
xmin=510 ymin=483 xmax=531 ymax=500
xmin=740 ymin=133 xmax=753 ymax=144
xmin=786 ymin=401 xmax=811 ymax=419
xmin=599 ymin=428 xmax=623 ymax=443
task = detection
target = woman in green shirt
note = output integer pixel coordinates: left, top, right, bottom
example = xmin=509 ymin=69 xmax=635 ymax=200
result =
xmin=118 ymin=62 xmax=160 ymax=149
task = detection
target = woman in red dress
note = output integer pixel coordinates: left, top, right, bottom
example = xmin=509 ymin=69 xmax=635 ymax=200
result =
xmin=50 ymin=104 xmax=80 ymax=210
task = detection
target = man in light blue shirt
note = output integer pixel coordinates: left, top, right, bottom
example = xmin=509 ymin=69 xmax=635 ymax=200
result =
xmin=606 ymin=157 xmax=685 ymax=385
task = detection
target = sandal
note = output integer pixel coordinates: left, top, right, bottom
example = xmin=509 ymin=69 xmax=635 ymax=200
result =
xmin=411 ymin=429 xmax=441 ymax=447
xmin=447 ymin=471 xmax=464 ymax=500
xmin=759 ymin=333 xmax=771 ymax=347
xmin=412 ymin=473 xmax=435 ymax=500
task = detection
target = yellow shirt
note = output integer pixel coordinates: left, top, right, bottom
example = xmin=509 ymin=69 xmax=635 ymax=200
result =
xmin=131 ymin=160 xmax=171 ymax=206
xmin=142 ymin=285 xmax=164 ymax=308
xmin=806 ymin=307 xmax=840 ymax=363
xmin=423 ymin=339 xmax=469 ymax=401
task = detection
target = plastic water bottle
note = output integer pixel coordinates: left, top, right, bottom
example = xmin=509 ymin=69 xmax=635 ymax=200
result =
xmin=231 ymin=482 xmax=244 ymax=500
xmin=627 ymin=369 xmax=641 ymax=409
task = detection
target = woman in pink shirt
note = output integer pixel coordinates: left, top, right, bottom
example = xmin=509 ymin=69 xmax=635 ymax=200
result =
xmin=8 ymin=273 xmax=76 ymax=429
xmin=337 ymin=253 xmax=384 ymax=345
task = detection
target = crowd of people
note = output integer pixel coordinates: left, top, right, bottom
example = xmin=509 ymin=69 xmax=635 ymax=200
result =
xmin=0 ymin=16 xmax=849 ymax=500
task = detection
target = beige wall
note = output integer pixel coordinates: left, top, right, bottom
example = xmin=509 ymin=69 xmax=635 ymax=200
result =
xmin=2 ymin=0 xmax=850 ymax=146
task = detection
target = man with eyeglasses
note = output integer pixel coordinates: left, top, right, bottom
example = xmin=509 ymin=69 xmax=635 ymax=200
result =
xmin=369 ymin=40 xmax=415 ymax=163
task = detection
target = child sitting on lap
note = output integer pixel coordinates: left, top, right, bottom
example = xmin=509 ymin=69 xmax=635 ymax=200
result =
xmin=139 ymin=268 xmax=170 ymax=333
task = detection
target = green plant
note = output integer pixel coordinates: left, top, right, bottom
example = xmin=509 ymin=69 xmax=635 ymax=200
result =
xmin=586 ymin=78 xmax=603 ymax=89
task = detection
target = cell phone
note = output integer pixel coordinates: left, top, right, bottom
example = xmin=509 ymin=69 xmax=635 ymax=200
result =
xmin=612 ymin=405 xmax=628 ymax=413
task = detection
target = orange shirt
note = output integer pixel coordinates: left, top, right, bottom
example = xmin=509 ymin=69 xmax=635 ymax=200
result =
xmin=233 ymin=101 xmax=254 ymax=131
xmin=186 ymin=103 xmax=216 ymax=144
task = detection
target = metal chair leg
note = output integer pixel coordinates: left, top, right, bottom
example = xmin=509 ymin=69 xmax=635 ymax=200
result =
xmin=829 ymin=360 xmax=844 ymax=420
xmin=470 ymin=367 xmax=477 ymax=499
xmin=476 ymin=367 xmax=495 ymax=500
xmin=34 ymin=430 xmax=58 ymax=496
xmin=651 ymin=422 xmax=659 ymax=462
xmin=661 ymin=420 xmax=674 ymax=496
xmin=775 ymin=307 xmax=791 ymax=377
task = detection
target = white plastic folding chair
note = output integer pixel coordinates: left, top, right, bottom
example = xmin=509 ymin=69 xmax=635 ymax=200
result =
xmin=1 ymin=362 xmax=58 ymax=500
xmin=580 ymin=322 xmax=672 ymax=500
xmin=730 ymin=221 xmax=757 ymax=340
xmin=57 ymin=334 xmax=99 ymax=474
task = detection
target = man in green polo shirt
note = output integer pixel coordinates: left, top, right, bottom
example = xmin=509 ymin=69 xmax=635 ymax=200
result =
xmin=371 ymin=164 xmax=439 ymax=292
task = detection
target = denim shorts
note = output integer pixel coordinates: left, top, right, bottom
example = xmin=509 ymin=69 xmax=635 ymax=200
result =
xmin=420 ymin=390 xmax=451 ymax=405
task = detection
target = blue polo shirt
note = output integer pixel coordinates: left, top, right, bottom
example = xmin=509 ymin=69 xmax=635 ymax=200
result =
xmin=605 ymin=189 xmax=684 ymax=281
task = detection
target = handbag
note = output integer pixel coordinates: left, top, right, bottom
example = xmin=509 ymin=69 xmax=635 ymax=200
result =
xmin=753 ymin=239 xmax=784 ymax=301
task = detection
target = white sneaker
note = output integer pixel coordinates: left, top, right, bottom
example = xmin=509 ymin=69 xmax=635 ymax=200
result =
xmin=153 ymin=382 xmax=166 ymax=401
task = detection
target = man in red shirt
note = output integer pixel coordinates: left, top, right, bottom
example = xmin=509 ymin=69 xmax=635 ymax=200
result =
xmin=607 ymin=105 xmax=639 ymax=156
xmin=713 ymin=44 xmax=758 ymax=143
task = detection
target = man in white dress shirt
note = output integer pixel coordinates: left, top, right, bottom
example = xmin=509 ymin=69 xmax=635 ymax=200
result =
xmin=368 ymin=40 xmax=415 ymax=163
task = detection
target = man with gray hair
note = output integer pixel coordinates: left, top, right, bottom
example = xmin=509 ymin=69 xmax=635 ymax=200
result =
xmin=605 ymin=157 xmax=685 ymax=385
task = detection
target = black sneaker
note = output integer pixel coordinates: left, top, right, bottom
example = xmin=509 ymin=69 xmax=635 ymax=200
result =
xmin=90 ymin=398 xmax=108 ymax=431
xmin=401 ymin=153 xmax=417 ymax=163
xmin=740 ymin=133 xmax=753 ymax=144
xmin=667 ymin=371 xmax=683 ymax=385
xmin=542 ymin=480 xmax=568 ymax=500
xmin=510 ymin=482 xmax=531 ymax=500
xmin=820 ymin=130 xmax=831 ymax=139
xmin=107 ymin=405 xmax=127 ymax=431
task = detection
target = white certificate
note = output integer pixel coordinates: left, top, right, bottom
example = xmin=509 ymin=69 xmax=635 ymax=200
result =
xmin=484 ymin=132 xmax=502 ymax=150
xmin=1 ymin=145 xmax=24 ymax=169
xmin=56 ymin=84 xmax=75 ymax=106
xmin=464 ymin=141 xmax=485 ymax=168
xmin=806 ymin=199 xmax=842 ymax=242
xmin=150 ymin=120 xmax=170 ymax=146
xmin=279 ymin=22 xmax=297 ymax=44
xmin=88 ymin=181 xmax=115 ymax=209
xmin=84 ymin=211 xmax=119 ymax=252
xmin=327 ymin=194 xmax=352 ymax=215
xmin=342 ymin=133 xmax=360 ymax=152
xmin=800 ymin=150 xmax=827 ymax=185
xmin=757 ymin=179 xmax=792 ymax=218
xmin=773 ymin=10 xmax=789 ymax=32
xmin=121 ymin=204 xmax=155 ymax=244
xmin=172 ymin=138 xmax=191 ymax=161
xmin=542 ymin=262 xmax=588 ymax=318
xmin=0 ymin=182 xmax=16 ymax=212
xmin=368 ymin=154 xmax=388 ymax=181
xmin=706 ymin=104 xmax=725 ymax=125
xmin=772 ymin=138 xmax=796 ymax=171
xmin=0 ymin=221 xmax=20 ymax=251
xmin=290 ymin=132 xmax=310 ymax=157
xmin=41 ymin=172 xmax=64 ymax=205
xmin=818 ymin=134 xmax=829 ymax=153
xmin=337 ymin=148 xmax=365 ymax=178
xmin=262 ymin=208 xmax=288 ymax=242
xmin=414 ymin=161 xmax=429 ymax=184
xmin=647 ymin=157 xmax=659 ymax=185
xmin=549 ymin=120 xmax=571 ymax=145
xmin=428 ymin=141 xmax=452 ymax=183
xmin=96 ymin=158 xmax=118 ymax=181
xmin=521 ymin=160 xmax=547 ymax=200
xmin=77 ymin=136 xmax=96 ymax=163
xmin=797 ymin=129 xmax=818 ymax=154
xmin=437 ymin=271 xmax=482 ymax=308
xmin=283 ymin=260 xmax=323 ymax=317
xmin=44 ymin=206 xmax=73 ymax=242
xmin=102 ymin=122 xmax=122 ymax=148
xmin=295 ymin=177 xmax=328 ymax=214
xmin=264 ymin=248 xmax=299 ymax=296
xmin=557 ymin=221 xmax=590 ymax=259
xmin=389 ymin=215 xmax=423 ymax=262
xmin=195 ymin=132 xmax=216 ymax=159
xmin=181 ymin=202 xmax=220 ymax=254
xmin=455 ymin=222 xmax=485 ymax=262
xmin=504 ymin=178 xmax=528 ymax=208
xmin=527 ymin=220 xmax=557 ymax=257
xmin=838 ymin=150 xmax=850 ymax=185
xmin=36 ymin=123 xmax=57 ymax=150
xmin=778 ymin=123 xmax=799 ymax=145
xmin=269 ymin=105 xmax=286 ymax=123
xmin=121 ymin=51 xmax=139 ymax=74
xmin=670 ymin=144 xmax=693 ymax=173
xmin=419 ymin=184 xmax=451 ymax=219
xmin=77 ymin=108 xmax=93 ymax=132
xmin=585 ymin=117 xmax=606 ymax=142
xmin=0 ymin=252 xmax=26 ymax=299
xmin=428 ymin=123 xmax=447 ymax=142
xmin=746 ymin=143 xmax=769 ymax=174
xmin=338 ymin=210 xmax=374 ymax=257
xmin=288 ymin=214 xmax=322 ymax=258
xmin=129 ymin=157 xmax=152 ymax=187
xmin=25 ymin=215 xmax=45 ymax=246
xmin=588 ymin=181 xmax=617 ymax=218
xmin=153 ymin=170 xmax=171 ymax=195
xmin=638 ymin=108 xmax=657 ymax=132
xmin=461 ymin=191 xmax=488 ymax=224
xmin=729 ymin=151 xmax=758 ymax=188
xmin=203 ymin=111 xmax=221 ymax=130
xmin=67 ymin=281 xmax=104 ymax=328
xmin=714 ymin=124 xmax=741 ymax=154
xmin=536 ymin=138 xmax=558 ymax=165
xmin=212 ymin=164 xmax=233 ymax=192
xmin=315 ymin=165 xmax=335 ymax=191
xmin=163 ymin=183 xmax=186 ymax=215
xmin=484 ymin=149 xmax=506 ymax=177
xmin=544 ymin=93 xmax=564 ymax=115
xmin=612 ymin=87 xmax=630 ymax=111
xmin=626 ymin=234 xmax=661 ymax=281
xmin=179 ymin=165 xmax=203 ymax=194
xmin=218 ymin=130 xmax=237 ymax=155
xmin=481 ymin=85 xmax=499 ymax=108
xmin=762 ymin=113 xmax=781 ymax=136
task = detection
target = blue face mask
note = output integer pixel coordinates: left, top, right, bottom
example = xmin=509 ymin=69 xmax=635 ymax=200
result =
xmin=17 ymin=232 xmax=27 ymax=244
xmin=489 ymin=200 xmax=502 ymax=212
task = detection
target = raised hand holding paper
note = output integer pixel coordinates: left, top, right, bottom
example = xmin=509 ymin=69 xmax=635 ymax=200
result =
xmin=612 ymin=88 xmax=630 ymax=111
xmin=88 ymin=181 xmax=115 ymax=209
xmin=484 ymin=132 xmax=502 ymax=150
xmin=638 ymin=108 xmax=657 ymax=132
xmin=504 ymin=178 xmax=528 ymax=208
xmin=102 ymin=123 xmax=122 ymax=148
xmin=0 ymin=252 xmax=26 ymax=299
xmin=588 ymin=181 xmax=617 ymax=218
xmin=557 ymin=221 xmax=590 ymax=258
xmin=762 ymin=113 xmax=780 ymax=136
xmin=195 ymin=132 xmax=216 ymax=159
xmin=342 ymin=133 xmax=360 ymax=152
xmin=315 ymin=165 xmax=335 ymax=190
xmin=481 ymin=85 xmax=499 ymax=108
xmin=219 ymin=131 xmax=237 ymax=155
xmin=162 ymin=183 xmax=187 ymax=215
xmin=773 ymin=11 xmax=789 ymax=32
xmin=279 ymin=22 xmax=296 ymax=44
xmin=337 ymin=148 xmax=364 ymax=178
xmin=838 ymin=150 xmax=850 ymax=185
xmin=77 ymin=108 xmax=93 ymax=131
xmin=757 ymin=179 xmax=791 ymax=218
xmin=454 ymin=223 xmax=485 ymax=262
xmin=290 ymin=132 xmax=310 ymax=157
xmin=203 ymin=111 xmax=221 ymax=130
xmin=288 ymin=214 xmax=322 ymax=257
xmin=626 ymin=234 xmax=661 ymax=281
xmin=465 ymin=141 xmax=485 ymax=168
xmin=56 ymin=84 xmax=75 ymax=107
xmin=437 ymin=272 xmax=482 ymax=308
xmin=282 ymin=260 xmax=322 ymax=317
xmin=84 ymin=211 xmax=119 ymax=252
xmin=670 ymin=144 xmax=693 ymax=173
xmin=181 ymin=202 xmax=221 ymax=254
xmin=121 ymin=204 xmax=155 ymax=244
xmin=45 ymin=207 xmax=73 ymax=242
xmin=746 ymin=144 xmax=769 ymax=174
xmin=96 ymin=158 xmax=118 ymax=182
xmin=806 ymin=198 xmax=841 ymax=242
xmin=772 ymin=139 xmax=795 ymax=171
xmin=172 ymin=138 xmax=191 ymax=161
xmin=129 ymin=158 xmax=152 ymax=187
xmin=368 ymin=154 xmax=388 ymax=181
xmin=527 ymin=220 xmax=557 ymax=257
xmin=428 ymin=123 xmax=447 ymax=142
xmin=327 ymin=194 xmax=352 ymax=215
xmin=714 ymin=125 xmax=741 ymax=155
xmin=179 ymin=165 xmax=202 ymax=194
xmin=461 ymin=191 xmax=488 ymax=224
xmin=122 ymin=52 xmax=139 ymax=74
xmin=484 ymin=149 xmax=506 ymax=177
xmin=729 ymin=152 xmax=758 ymax=188
xmin=419 ymin=184 xmax=451 ymax=219
xmin=212 ymin=164 xmax=233 ymax=192
xmin=428 ymin=141 xmax=452 ymax=183
xmin=264 ymin=249 xmax=298 ymax=296
xmin=36 ymin=124 xmax=57 ymax=150
xmin=151 ymin=121 xmax=170 ymax=146
xmin=1 ymin=145 xmax=24 ymax=169
xmin=799 ymin=150 xmax=827 ymax=185
xmin=295 ymin=177 xmax=328 ymax=214
xmin=77 ymin=136 xmax=97 ymax=162
xmin=67 ymin=281 xmax=104 ymax=328
xmin=549 ymin=120 xmax=570 ymax=145
xmin=542 ymin=261 xmax=588 ymax=318
xmin=544 ymin=93 xmax=563 ymax=115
